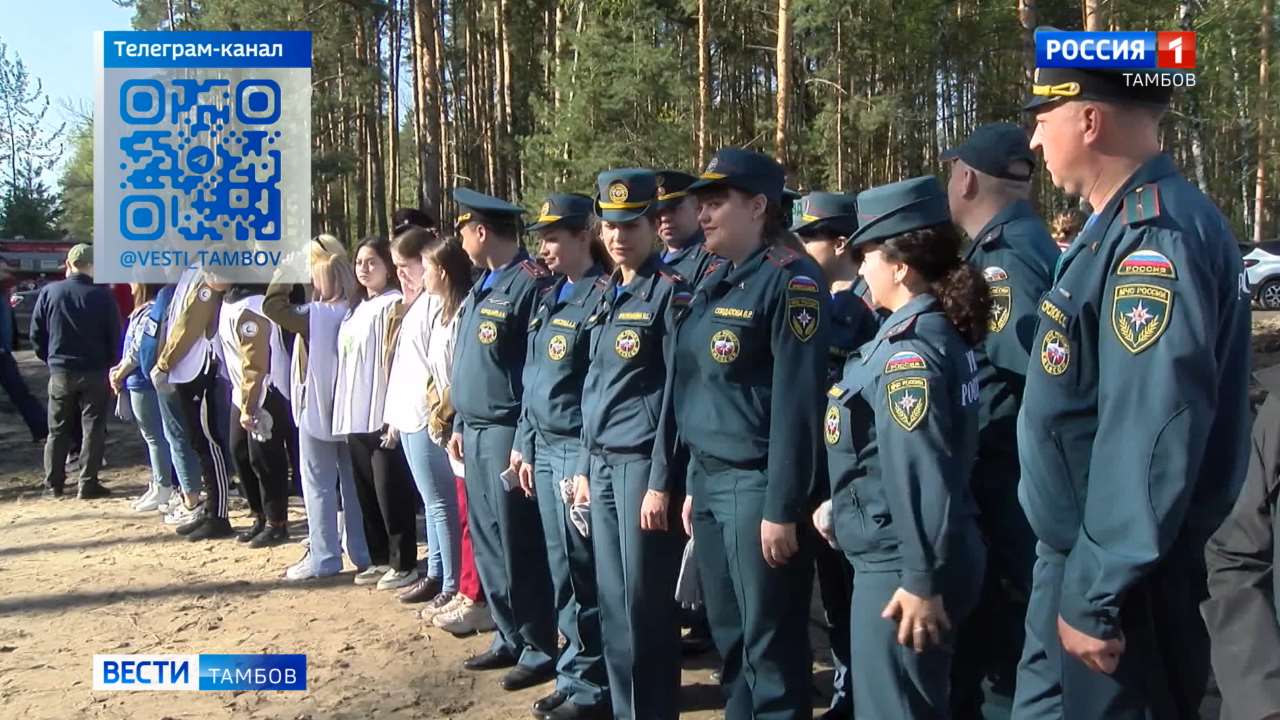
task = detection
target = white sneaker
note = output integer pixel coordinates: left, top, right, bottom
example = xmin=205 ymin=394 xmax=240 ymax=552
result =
xmin=416 ymin=591 xmax=460 ymax=622
xmin=163 ymin=502 xmax=201 ymax=526
xmin=135 ymin=486 xmax=173 ymax=513
xmin=354 ymin=565 xmax=392 ymax=586
xmin=433 ymin=597 xmax=497 ymax=635
xmin=376 ymin=568 xmax=419 ymax=591
xmin=131 ymin=485 xmax=157 ymax=510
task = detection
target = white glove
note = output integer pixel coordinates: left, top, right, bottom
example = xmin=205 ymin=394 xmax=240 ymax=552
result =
xmin=570 ymin=502 xmax=591 ymax=538
xmin=249 ymin=408 xmax=274 ymax=443
xmin=559 ymin=477 xmax=575 ymax=505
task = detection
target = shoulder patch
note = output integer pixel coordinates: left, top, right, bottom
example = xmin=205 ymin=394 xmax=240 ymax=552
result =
xmin=787 ymin=275 xmax=820 ymax=293
xmin=988 ymin=285 xmax=1012 ymax=332
xmin=1039 ymin=298 xmax=1068 ymax=327
xmin=884 ymin=350 xmax=927 ymax=374
xmin=519 ymin=259 xmax=551 ymax=279
xmin=983 ymin=266 xmax=1009 ymax=283
xmin=1123 ymin=184 xmax=1162 ymax=225
xmin=1040 ymin=330 xmax=1070 ymax=375
xmin=197 ymin=287 xmax=213 ymax=302
xmin=1112 ymin=283 xmax=1172 ymax=354
xmin=671 ymin=290 xmax=692 ymax=307
xmin=239 ymin=319 xmax=261 ymax=340
xmin=766 ymin=246 xmax=800 ymax=268
xmin=886 ymin=376 xmax=928 ymax=431
xmin=1116 ymin=250 xmax=1177 ymax=280
xmin=788 ymin=295 xmax=820 ymax=342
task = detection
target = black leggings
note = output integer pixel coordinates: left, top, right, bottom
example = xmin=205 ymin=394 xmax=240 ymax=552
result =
xmin=228 ymin=388 xmax=293 ymax=525
xmin=347 ymin=431 xmax=418 ymax=572
xmin=175 ymin=360 xmax=233 ymax=518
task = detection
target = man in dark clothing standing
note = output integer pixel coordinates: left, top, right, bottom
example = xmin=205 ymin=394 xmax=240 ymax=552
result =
xmin=29 ymin=244 xmax=120 ymax=499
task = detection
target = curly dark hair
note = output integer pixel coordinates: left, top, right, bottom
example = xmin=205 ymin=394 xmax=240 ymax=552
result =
xmin=880 ymin=223 xmax=991 ymax=346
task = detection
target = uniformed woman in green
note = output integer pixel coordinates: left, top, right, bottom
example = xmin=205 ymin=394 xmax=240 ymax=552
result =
xmin=820 ymin=176 xmax=988 ymax=719
xmin=673 ymin=148 xmax=830 ymax=719
xmin=573 ymin=169 xmax=690 ymax=720
xmin=510 ymin=193 xmax=612 ymax=720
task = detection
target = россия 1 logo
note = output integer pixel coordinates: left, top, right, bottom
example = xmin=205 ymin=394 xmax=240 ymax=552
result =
xmin=93 ymin=30 xmax=313 ymax=284
xmin=1035 ymin=30 xmax=1197 ymax=89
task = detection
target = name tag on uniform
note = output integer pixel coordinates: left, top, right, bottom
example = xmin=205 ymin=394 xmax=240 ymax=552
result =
xmin=713 ymin=307 xmax=754 ymax=321
xmin=479 ymin=307 xmax=508 ymax=320
xmin=551 ymin=318 xmax=578 ymax=330
xmin=617 ymin=311 xmax=652 ymax=323
xmin=1040 ymin=299 xmax=1068 ymax=327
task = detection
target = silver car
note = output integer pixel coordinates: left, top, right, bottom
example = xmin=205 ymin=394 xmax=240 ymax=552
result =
xmin=1245 ymin=240 xmax=1280 ymax=310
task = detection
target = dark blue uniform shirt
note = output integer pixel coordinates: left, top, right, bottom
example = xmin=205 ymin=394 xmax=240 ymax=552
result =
xmin=578 ymin=254 xmax=690 ymax=489
xmin=452 ymin=249 xmax=554 ymax=429
xmin=671 ymin=243 xmax=829 ymax=523
xmin=663 ymin=228 xmax=715 ymax=285
xmin=30 ymin=273 xmax=122 ymax=372
xmin=825 ymin=294 xmax=981 ymax=596
xmin=515 ymin=264 xmax=609 ymax=458
xmin=1017 ymin=154 xmax=1252 ymax=640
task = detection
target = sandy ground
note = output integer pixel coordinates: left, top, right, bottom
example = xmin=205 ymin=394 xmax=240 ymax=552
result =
xmin=4 ymin=311 xmax=1277 ymax=720
xmin=0 ymin=350 xmax=835 ymax=719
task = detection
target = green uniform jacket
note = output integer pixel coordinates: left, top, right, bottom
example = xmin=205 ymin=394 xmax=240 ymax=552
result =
xmin=577 ymin=254 xmax=690 ymax=491
xmin=1017 ymin=153 xmax=1252 ymax=640
xmin=452 ymin=249 xmax=555 ymax=430
xmin=825 ymin=294 xmax=982 ymax=596
xmin=964 ymin=199 xmax=1058 ymax=451
xmin=670 ymin=243 xmax=829 ymax=524
xmin=663 ymin=228 xmax=715 ymax=286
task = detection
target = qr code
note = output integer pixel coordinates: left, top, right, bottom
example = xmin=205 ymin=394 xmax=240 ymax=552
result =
xmin=117 ymin=77 xmax=284 ymax=243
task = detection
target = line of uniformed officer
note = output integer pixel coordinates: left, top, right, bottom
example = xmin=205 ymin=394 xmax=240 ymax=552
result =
xmin=436 ymin=55 xmax=1253 ymax=720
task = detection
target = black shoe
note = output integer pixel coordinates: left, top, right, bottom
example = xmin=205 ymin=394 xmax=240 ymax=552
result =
xmin=463 ymin=649 xmax=518 ymax=672
xmin=43 ymin=485 xmax=65 ymax=499
xmin=188 ymin=515 xmax=235 ymax=541
xmin=544 ymin=701 xmax=612 ymax=720
xmin=77 ymin=482 xmax=111 ymax=500
xmin=681 ymin=630 xmax=715 ymax=657
xmin=176 ymin=510 xmax=209 ymax=536
xmin=399 ymin=575 xmax=443 ymax=604
xmin=532 ymin=690 xmax=568 ymax=717
xmin=501 ymin=665 xmax=556 ymax=692
xmin=248 ymin=525 xmax=288 ymax=548
xmin=237 ymin=517 xmax=266 ymax=543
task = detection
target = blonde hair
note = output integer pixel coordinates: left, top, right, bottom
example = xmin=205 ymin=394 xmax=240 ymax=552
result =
xmin=311 ymin=251 xmax=359 ymax=304
xmin=309 ymin=234 xmax=347 ymax=269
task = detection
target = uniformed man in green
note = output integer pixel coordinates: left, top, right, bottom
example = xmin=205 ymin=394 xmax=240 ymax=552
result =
xmin=941 ymin=122 xmax=1059 ymax=718
xmin=1014 ymin=62 xmax=1252 ymax=718
xmin=447 ymin=188 xmax=560 ymax=691
xmin=655 ymin=170 xmax=716 ymax=283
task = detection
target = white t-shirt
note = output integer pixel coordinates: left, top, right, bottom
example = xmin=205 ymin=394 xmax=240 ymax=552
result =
xmin=291 ymin=301 xmax=347 ymax=441
xmin=423 ymin=297 xmax=464 ymax=477
xmin=332 ymin=290 xmax=402 ymax=436
xmin=383 ymin=294 xmax=437 ymax=434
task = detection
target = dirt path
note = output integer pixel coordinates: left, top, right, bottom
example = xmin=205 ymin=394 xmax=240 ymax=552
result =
xmin=0 ymin=351 xmax=798 ymax=719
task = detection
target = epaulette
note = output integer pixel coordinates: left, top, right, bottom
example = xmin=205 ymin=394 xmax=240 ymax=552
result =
xmin=657 ymin=268 xmax=687 ymax=286
xmin=884 ymin=316 xmax=917 ymax=340
xmin=765 ymin=245 xmax=801 ymax=268
xmin=978 ymin=225 xmax=1005 ymax=247
xmin=519 ymin=259 xmax=551 ymax=279
xmin=1123 ymin=183 xmax=1162 ymax=225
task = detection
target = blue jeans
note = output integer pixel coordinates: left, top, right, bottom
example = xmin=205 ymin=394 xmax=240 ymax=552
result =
xmin=401 ymin=428 xmax=461 ymax=593
xmin=128 ymin=386 xmax=175 ymax=490
xmin=299 ymin=431 xmax=371 ymax=574
xmin=155 ymin=387 xmax=203 ymax=496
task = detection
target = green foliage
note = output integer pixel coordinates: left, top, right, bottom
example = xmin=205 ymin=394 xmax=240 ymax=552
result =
xmin=1 ymin=179 xmax=62 ymax=239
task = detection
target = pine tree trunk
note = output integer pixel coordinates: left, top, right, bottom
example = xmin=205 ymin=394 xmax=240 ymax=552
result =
xmin=1178 ymin=0 xmax=1207 ymax=189
xmin=697 ymin=0 xmax=710 ymax=168
xmin=1083 ymin=0 xmax=1105 ymax=31
xmin=387 ymin=0 xmax=402 ymax=221
xmin=1255 ymin=0 xmax=1274 ymax=243
xmin=774 ymin=0 xmax=791 ymax=167
xmin=1019 ymin=0 xmax=1037 ymax=83
xmin=412 ymin=0 xmax=443 ymax=214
